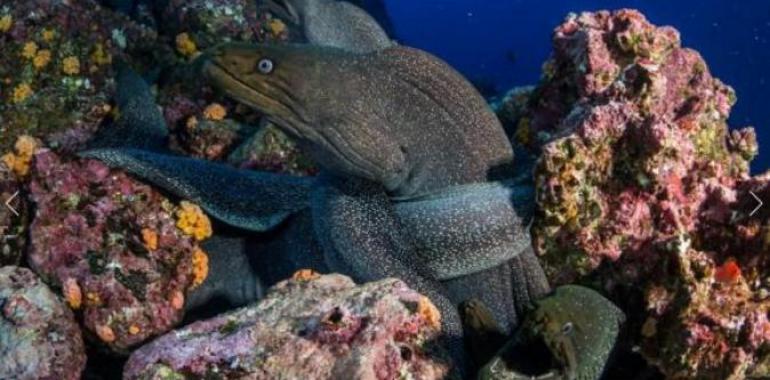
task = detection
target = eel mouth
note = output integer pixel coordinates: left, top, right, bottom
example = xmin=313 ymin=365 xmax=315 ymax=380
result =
xmin=485 ymin=328 xmax=567 ymax=380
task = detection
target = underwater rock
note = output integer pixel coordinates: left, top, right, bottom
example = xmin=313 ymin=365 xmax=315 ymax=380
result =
xmin=170 ymin=113 xmax=254 ymax=161
xmin=26 ymin=149 xmax=211 ymax=352
xmin=0 ymin=0 xmax=171 ymax=153
xmin=156 ymin=0 xmax=296 ymax=50
xmin=529 ymin=8 xmax=753 ymax=284
xmin=492 ymin=85 xmax=534 ymax=140
xmin=0 ymin=266 xmax=86 ymax=380
xmin=227 ymin=121 xmax=318 ymax=175
xmin=522 ymin=9 xmax=770 ymax=379
xmin=124 ymin=272 xmax=454 ymax=379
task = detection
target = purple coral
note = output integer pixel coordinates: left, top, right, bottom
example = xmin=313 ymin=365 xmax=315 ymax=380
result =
xmin=27 ymin=149 xmax=204 ymax=352
xmin=0 ymin=266 xmax=86 ymax=380
xmin=124 ymin=273 xmax=453 ymax=379
xmin=513 ymin=9 xmax=770 ymax=378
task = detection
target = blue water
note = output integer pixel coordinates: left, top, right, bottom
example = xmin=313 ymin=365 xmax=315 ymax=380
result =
xmin=384 ymin=0 xmax=770 ymax=172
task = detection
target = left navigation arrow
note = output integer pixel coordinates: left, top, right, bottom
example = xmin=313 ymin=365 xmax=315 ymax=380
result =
xmin=4 ymin=191 xmax=19 ymax=217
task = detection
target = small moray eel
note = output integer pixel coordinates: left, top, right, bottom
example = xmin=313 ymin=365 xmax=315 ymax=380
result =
xmin=267 ymin=0 xmax=393 ymax=53
xmin=478 ymin=286 xmax=625 ymax=380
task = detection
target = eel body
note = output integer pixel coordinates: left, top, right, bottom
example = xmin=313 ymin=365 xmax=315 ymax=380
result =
xmin=268 ymin=0 xmax=393 ymax=53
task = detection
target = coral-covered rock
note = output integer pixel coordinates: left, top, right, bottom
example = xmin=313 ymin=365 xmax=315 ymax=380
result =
xmin=124 ymin=272 xmax=454 ymax=379
xmin=157 ymin=0 xmax=295 ymax=51
xmin=0 ymin=0 xmax=171 ymax=152
xmin=171 ymin=115 xmax=255 ymax=161
xmin=522 ymin=9 xmax=768 ymax=378
xmin=530 ymin=9 xmax=753 ymax=282
xmin=27 ymin=149 xmax=211 ymax=352
xmin=228 ymin=121 xmax=319 ymax=175
xmin=0 ymin=266 xmax=86 ymax=380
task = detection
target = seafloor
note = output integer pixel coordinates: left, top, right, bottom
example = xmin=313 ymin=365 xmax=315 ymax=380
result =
xmin=1 ymin=1 xmax=769 ymax=380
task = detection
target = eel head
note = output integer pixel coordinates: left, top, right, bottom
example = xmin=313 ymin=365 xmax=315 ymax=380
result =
xmin=202 ymin=42 xmax=408 ymax=192
xmin=202 ymin=43 xmax=318 ymax=139
xmin=478 ymin=285 xmax=625 ymax=380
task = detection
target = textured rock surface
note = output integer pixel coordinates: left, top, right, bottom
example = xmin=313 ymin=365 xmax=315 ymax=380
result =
xmin=27 ymin=149 xmax=210 ymax=352
xmin=0 ymin=0 xmax=171 ymax=152
xmin=124 ymin=272 xmax=454 ymax=379
xmin=528 ymin=8 xmax=753 ymax=283
xmin=0 ymin=266 xmax=86 ymax=380
xmin=510 ymin=9 xmax=768 ymax=379
xmin=156 ymin=0 xmax=295 ymax=48
xmin=227 ymin=121 xmax=318 ymax=175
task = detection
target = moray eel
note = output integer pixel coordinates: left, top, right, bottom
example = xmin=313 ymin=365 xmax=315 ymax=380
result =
xmin=266 ymin=0 xmax=393 ymax=53
xmin=202 ymin=43 xmax=515 ymax=197
xmin=478 ymin=286 xmax=625 ymax=380
xmin=203 ymin=43 xmax=547 ymax=375
xmin=82 ymin=44 xmax=551 ymax=376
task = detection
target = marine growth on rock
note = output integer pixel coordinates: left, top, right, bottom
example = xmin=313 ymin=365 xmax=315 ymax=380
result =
xmin=0 ymin=0 xmax=171 ymax=152
xmin=0 ymin=266 xmax=86 ymax=380
xmin=499 ymin=9 xmax=769 ymax=379
xmin=26 ymin=148 xmax=211 ymax=352
xmin=124 ymin=272 xmax=454 ymax=379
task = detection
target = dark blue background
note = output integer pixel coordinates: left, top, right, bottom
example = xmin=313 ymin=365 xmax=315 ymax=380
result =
xmin=384 ymin=1 xmax=770 ymax=172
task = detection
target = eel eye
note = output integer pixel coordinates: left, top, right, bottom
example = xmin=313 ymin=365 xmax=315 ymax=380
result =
xmin=561 ymin=321 xmax=574 ymax=335
xmin=257 ymin=58 xmax=274 ymax=74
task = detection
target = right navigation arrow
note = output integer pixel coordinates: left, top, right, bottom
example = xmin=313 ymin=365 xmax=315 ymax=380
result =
xmin=750 ymin=191 xmax=764 ymax=217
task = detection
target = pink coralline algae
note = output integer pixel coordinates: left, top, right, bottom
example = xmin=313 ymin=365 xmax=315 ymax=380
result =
xmin=124 ymin=273 xmax=454 ymax=380
xmin=26 ymin=149 xmax=208 ymax=352
xmin=511 ymin=9 xmax=770 ymax=379
xmin=0 ymin=0 xmax=171 ymax=152
xmin=0 ymin=266 xmax=86 ymax=380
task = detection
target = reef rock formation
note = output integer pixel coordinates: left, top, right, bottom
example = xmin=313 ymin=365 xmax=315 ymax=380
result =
xmin=124 ymin=272 xmax=454 ymax=379
xmin=26 ymin=148 xmax=211 ymax=352
xmin=157 ymin=0 xmax=295 ymax=47
xmin=0 ymin=266 xmax=86 ymax=380
xmin=502 ymin=9 xmax=769 ymax=379
xmin=0 ymin=0 xmax=171 ymax=152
